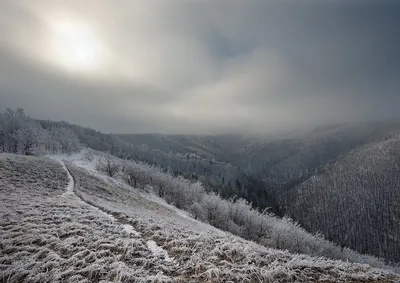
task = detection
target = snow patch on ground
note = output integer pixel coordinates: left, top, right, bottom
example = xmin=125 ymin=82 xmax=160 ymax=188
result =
xmin=147 ymin=240 xmax=175 ymax=263
xmin=122 ymin=224 xmax=140 ymax=236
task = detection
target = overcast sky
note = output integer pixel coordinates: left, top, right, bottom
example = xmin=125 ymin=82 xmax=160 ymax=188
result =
xmin=1 ymin=1 xmax=399 ymax=134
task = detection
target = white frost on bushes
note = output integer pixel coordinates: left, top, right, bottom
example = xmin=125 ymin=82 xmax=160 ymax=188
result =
xmin=59 ymin=149 xmax=399 ymax=272
xmin=53 ymin=153 xmax=175 ymax=265
xmin=1 ymin=154 xmax=399 ymax=282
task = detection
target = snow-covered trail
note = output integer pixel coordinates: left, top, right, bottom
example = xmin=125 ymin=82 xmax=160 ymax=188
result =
xmin=58 ymin=159 xmax=174 ymax=264
xmin=57 ymin=159 xmax=117 ymax=221
xmin=60 ymin=161 xmax=74 ymax=197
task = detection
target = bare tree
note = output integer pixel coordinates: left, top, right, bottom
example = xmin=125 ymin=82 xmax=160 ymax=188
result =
xmin=123 ymin=164 xmax=140 ymax=187
xmin=15 ymin=120 xmax=43 ymax=155
xmin=59 ymin=127 xmax=81 ymax=154
xmin=97 ymin=156 xmax=120 ymax=177
xmin=1 ymin=108 xmax=25 ymax=153
xmin=43 ymin=126 xmax=82 ymax=155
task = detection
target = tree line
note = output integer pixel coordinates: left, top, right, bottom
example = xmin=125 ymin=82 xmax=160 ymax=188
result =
xmin=0 ymin=108 xmax=81 ymax=155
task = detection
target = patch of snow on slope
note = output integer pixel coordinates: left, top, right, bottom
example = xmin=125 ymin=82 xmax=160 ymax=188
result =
xmin=123 ymin=224 xmax=140 ymax=236
xmin=147 ymin=240 xmax=175 ymax=263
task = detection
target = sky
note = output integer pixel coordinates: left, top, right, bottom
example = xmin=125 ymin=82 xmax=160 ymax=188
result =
xmin=0 ymin=0 xmax=399 ymax=134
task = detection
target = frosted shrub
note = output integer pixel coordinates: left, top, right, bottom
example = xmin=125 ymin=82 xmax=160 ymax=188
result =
xmin=96 ymin=157 xmax=121 ymax=177
xmin=103 ymin=152 xmax=394 ymax=269
xmin=84 ymin=149 xmax=95 ymax=162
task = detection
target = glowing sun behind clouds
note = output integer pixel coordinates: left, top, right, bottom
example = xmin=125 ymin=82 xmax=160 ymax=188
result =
xmin=46 ymin=15 xmax=105 ymax=73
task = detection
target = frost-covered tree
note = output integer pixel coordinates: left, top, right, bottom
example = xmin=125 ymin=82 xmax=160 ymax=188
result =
xmin=0 ymin=108 xmax=82 ymax=155
xmin=91 ymin=151 xmax=391 ymax=268
xmin=43 ymin=126 xmax=81 ymax=155
xmin=44 ymin=126 xmax=61 ymax=153
xmin=0 ymin=108 xmax=26 ymax=153
xmin=58 ymin=127 xmax=81 ymax=154
xmin=123 ymin=163 xmax=150 ymax=188
xmin=97 ymin=156 xmax=121 ymax=177
xmin=15 ymin=120 xmax=44 ymax=155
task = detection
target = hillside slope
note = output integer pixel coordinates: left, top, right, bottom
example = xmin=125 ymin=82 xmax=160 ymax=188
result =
xmin=233 ymin=123 xmax=400 ymax=263
xmin=1 ymin=154 xmax=399 ymax=282
xmin=37 ymin=119 xmax=400 ymax=263
xmin=281 ymin=135 xmax=400 ymax=262
xmin=116 ymin=123 xmax=400 ymax=263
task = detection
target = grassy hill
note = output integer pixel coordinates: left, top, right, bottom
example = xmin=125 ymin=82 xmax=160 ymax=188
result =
xmin=1 ymin=153 xmax=399 ymax=282
xmin=36 ymin=118 xmax=400 ymax=263
xmin=118 ymin=122 xmax=400 ymax=263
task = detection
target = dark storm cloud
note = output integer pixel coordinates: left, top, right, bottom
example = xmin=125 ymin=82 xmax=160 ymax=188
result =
xmin=0 ymin=0 xmax=399 ymax=134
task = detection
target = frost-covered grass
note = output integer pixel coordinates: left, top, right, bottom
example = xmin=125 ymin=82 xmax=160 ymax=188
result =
xmin=0 ymin=154 xmax=177 ymax=282
xmin=0 ymin=154 xmax=68 ymax=199
xmin=1 ymin=153 xmax=399 ymax=282
xmin=69 ymin=150 xmax=399 ymax=271
xmin=65 ymin=157 xmax=400 ymax=282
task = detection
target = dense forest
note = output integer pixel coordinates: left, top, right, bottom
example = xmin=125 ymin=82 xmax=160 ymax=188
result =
xmin=281 ymin=137 xmax=400 ymax=262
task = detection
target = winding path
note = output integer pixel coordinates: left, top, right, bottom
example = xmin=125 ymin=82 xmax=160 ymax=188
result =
xmin=58 ymin=160 xmax=174 ymax=263
xmin=60 ymin=161 xmax=74 ymax=197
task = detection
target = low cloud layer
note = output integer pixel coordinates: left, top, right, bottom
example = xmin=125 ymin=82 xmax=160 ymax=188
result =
xmin=1 ymin=1 xmax=400 ymax=134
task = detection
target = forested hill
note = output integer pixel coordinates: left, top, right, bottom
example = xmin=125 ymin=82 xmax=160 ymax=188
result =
xmin=38 ymin=118 xmax=400 ymax=263
xmin=38 ymin=120 xmax=275 ymax=213
xmin=280 ymin=135 xmax=400 ymax=263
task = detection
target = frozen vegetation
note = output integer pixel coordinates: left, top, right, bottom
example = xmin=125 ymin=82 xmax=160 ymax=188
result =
xmin=84 ymin=151 xmax=398 ymax=270
xmin=0 ymin=154 xmax=176 ymax=282
xmin=38 ymin=117 xmax=400 ymax=262
xmin=0 ymin=108 xmax=81 ymax=156
xmin=1 ymin=152 xmax=399 ymax=282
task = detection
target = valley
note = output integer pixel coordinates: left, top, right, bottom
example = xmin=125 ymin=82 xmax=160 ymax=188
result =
xmin=47 ymin=120 xmax=400 ymax=263
xmin=1 ymin=153 xmax=399 ymax=282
